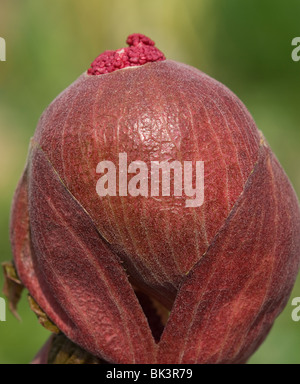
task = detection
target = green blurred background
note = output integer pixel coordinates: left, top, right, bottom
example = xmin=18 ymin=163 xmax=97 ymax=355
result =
xmin=0 ymin=0 xmax=299 ymax=364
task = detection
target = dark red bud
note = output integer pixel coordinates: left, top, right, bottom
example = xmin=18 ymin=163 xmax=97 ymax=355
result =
xmin=8 ymin=34 xmax=300 ymax=364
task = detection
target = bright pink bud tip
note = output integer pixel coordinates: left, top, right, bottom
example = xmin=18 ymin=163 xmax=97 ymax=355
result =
xmin=87 ymin=33 xmax=166 ymax=75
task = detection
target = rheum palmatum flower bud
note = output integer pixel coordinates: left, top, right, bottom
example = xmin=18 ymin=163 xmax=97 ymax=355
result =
xmin=9 ymin=34 xmax=300 ymax=364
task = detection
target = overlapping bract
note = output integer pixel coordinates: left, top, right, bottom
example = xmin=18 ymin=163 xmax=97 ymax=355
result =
xmin=10 ymin=60 xmax=300 ymax=363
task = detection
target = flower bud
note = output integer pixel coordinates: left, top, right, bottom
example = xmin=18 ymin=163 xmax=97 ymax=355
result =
xmin=8 ymin=34 xmax=300 ymax=364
